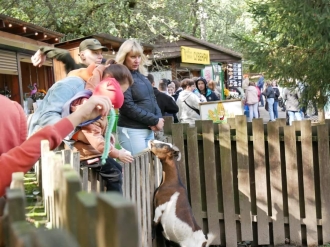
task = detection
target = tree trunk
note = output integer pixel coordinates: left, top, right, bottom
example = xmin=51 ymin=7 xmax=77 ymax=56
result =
xmin=198 ymin=0 xmax=206 ymax=40
xmin=318 ymin=108 xmax=325 ymax=124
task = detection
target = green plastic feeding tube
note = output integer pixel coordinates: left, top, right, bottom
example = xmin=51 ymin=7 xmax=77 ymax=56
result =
xmin=101 ymin=108 xmax=116 ymax=165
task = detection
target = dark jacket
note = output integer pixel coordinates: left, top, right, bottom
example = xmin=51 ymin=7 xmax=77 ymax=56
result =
xmin=173 ymin=88 xmax=183 ymax=101
xmin=195 ymin=78 xmax=219 ymax=102
xmin=153 ymin=88 xmax=179 ymax=116
xmin=263 ymin=86 xmax=275 ymax=98
xmin=204 ymin=89 xmax=220 ymax=101
xmin=273 ymin=87 xmax=280 ymax=102
xmin=118 ymin=71 xmax=162 ymax=129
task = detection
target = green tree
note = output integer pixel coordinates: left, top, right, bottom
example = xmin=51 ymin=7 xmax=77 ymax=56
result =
xmin=234 ymin=0 xmax=330 ymax=119
xmin=0 ymin=0 xmax=250 ymax=50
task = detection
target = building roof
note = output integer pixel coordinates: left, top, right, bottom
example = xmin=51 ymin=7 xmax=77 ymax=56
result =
xmin=0 ymin=14 xmax=64 ymax=44
xmin=151 ymin=32 xmax=242 ymax=63
xmin=178 ymin=33 xmax=242 ymax=59
xmin=56 ymin=33 xmax=154 ymax=52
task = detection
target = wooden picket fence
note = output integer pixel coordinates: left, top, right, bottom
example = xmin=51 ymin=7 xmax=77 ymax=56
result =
xmin=3 ymin=114 xmax=330 ymax=247
xmin=1 ymin=144 xmax=139 ymax=247
xmin=123 ymin=115 xmax=330 ymax=247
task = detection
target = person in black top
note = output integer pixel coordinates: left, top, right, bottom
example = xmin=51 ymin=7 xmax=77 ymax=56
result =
xmin=195 ymin=77 xmax=219 ymax=102
xmin=272 ymin=81 xmax=280 ymax=119
xmin=262 ymin=81 xmax=275 ymax=121
xmin=172 ymin=79 xmax=183 ymax=101
xmin=147 ymin=74 xmax=179 ymax=116
xmin=115 ymin=39 xmax=163 ymax=155
xmin=31 ymin=38 xmax=108 ymax=73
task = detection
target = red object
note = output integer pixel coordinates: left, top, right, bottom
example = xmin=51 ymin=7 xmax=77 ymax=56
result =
xmin=0 ymin=94 xmax=74 ymax=196
xmin=93 ymin=78 xmax=124 ymax=108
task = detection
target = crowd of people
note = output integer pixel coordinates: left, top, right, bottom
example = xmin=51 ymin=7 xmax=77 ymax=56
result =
xmin=0 ymin=36 xmax=315 ymax=207
xmin=244 ymin=73 xmax=314 ymax=125
xmin=0 ymin=37 xmax=223 ymax=204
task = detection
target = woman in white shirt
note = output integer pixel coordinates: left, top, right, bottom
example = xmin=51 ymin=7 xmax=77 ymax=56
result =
xmin=176 ymin=79 xmax=201 ymax=126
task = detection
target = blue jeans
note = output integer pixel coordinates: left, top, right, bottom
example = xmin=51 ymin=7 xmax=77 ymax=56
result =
xmin=248 ymin=103 xmax=259 ymax=122
xmin=259 ymin=91 xmax=264 ymax=106
xmin=273 ymin=101 xmax=278 ymax=119
xmin=287 ymin=111 xmax=302 ymax=126
xmin=117 ymin=126 xmax=154 ymax=155
xmin=267 ymin=98 xmax=275 ymax=121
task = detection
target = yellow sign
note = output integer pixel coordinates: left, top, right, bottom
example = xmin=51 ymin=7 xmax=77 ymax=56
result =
xmin=181 ymin=46 xmax=210 ymax=65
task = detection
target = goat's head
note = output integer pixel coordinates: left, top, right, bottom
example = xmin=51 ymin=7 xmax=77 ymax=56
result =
xmin=148 ymin=140 xmax=181 ymax=161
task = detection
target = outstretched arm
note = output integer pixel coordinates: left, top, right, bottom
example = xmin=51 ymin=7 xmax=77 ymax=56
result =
xmin=32 ymin=47 xmax=82 ymax=74
xmin=0 ymin=95 xmax=111 ymax=196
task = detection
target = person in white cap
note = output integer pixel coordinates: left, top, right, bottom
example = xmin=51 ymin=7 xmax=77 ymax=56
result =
xmin=31 ymin=38 xmax=108 ymax=73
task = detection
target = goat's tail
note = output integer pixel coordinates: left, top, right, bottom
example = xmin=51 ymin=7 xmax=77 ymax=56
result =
xmin=205 ymin=233 xmax=215 ymax=246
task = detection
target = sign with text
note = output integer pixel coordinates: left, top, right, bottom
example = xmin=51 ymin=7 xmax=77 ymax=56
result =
xmin=181 ymin=46 xmax=210 ymax=65
xmin=227 ymin=62 xmax=242 ymax=88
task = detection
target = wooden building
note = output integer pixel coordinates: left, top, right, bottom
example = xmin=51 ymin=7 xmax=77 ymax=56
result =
xmin=150 ymin=33 xmax=242 ymax=81
xmin=54 ymin=34 xmax=154 ymax=81
xmin=0 ymin=14 xmax=64 ymax=105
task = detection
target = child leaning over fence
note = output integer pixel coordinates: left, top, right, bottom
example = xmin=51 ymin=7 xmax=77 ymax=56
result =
xmin=62 ymin=60 xmax=134 ymax=193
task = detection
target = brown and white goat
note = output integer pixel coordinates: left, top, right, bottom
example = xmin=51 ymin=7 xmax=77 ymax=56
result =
xmin=148 ymin=140 xmax=215 ymax=247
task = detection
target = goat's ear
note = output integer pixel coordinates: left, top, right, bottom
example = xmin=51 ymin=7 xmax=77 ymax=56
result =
xmin=173 ymin=150 xmax=181 ymax=161
xmin=172 ymin=145 xmax=181 ymax=161
xmin=202 ymin=242 xmax=207 ymax=247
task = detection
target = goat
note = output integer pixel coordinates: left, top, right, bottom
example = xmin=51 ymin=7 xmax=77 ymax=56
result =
xmin=148 ymin=140 xmax=215 ymax=247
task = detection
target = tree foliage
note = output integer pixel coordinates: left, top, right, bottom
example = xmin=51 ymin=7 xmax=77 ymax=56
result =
xmin=0 ymin=0 xmax=249 ymax=50
xmin=234 ymin=0 xmax=330 ymax=107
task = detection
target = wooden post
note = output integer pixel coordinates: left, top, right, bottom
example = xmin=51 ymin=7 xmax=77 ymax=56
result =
xmin=76 ymin=192 xmax=97 ymax=247
xmin=235 ymin=115 xmax=253 ymax=241
xmin=40 ymin=140 xmax=50 ymax=220
xmin=59 ymin=168 xmax=82 ymax=237
xmin=6 ymin=189 xmax=26 ymax=223
xmin=300 ymin=121 xmax=317 ymax=245
xmin=9 ymin=221 xmax=36 ymax=247
xmin=186 ymin=127 xmax=203 ymax=227
xmin=2 ymin=188 xmax=26 ymax=247
xmin=32 ymin=228 xmax=79 ymax=247
xmin=201 ymin=120 xmax=221 ymax=245
xmin=163 ymin=116 xmax=173 ymax=136
xmin=267 ymin=121 xmax=285 ymax=245
xmin=317 ymin=124 xmax=330 ymax=244
xmin=96 ymin=193 xmax=139 ymax=247
xmin=219 ymin=124 xmax=238 ymax=246
xmin=171 ymin=123 xmax=187 ymax=187
xmin=252 ymin=118 xmax=269 ymax=245
xmin=135 ymin=156 xmax=142 ymax=247
xmin=140 ymin=154 xmax=148 ymax=247
xmin=144 ymin=153 xmax=152 ymax=247
xmin=284 ymin=125 xmax=301 ymax=245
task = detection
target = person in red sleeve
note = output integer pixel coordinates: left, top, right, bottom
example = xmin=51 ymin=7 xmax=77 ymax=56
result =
xmin=0 ymin=94 xmax=111 ymax=198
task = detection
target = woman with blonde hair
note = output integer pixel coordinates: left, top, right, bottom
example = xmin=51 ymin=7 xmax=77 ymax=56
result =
xmin=208 ymin=80 xmax=221 ymax=99
xmin=115 ymin=39 xmax=163 ymax=155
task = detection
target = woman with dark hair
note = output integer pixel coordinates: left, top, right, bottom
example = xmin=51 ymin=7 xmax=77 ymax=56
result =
xmin=115 ymin=39 xmax=163 ymax=155
xmin=263 ymin=81 xmax=275 ymax=121
xmin=195 ymin=77 xmax=219 ymax=102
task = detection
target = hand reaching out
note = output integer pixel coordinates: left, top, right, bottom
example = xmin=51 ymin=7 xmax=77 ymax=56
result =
xmin=67 ymin=95 xmax=112 ymax=127
xmin=31 ymin=50 xmax=46 ymax=67
xmin=118 ymin=149 xmax=133 ymax=163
